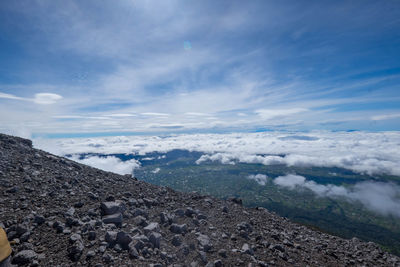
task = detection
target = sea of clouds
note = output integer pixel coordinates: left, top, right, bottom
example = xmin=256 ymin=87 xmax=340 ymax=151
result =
xmin=35 ymin=131 xmax=400 ymax=176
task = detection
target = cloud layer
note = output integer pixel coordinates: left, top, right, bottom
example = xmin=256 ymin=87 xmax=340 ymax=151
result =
xmin=35 ymin=131 xmax=400 ymax=176
xmin=273 ymin=174 xmax=400 ymax=218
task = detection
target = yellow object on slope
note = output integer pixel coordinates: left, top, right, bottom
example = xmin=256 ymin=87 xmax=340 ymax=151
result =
xmin=0 ymin=227 xmax=12 ymax=262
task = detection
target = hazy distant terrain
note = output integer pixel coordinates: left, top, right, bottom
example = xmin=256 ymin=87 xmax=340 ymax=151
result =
xmin=132 ymin=150 xmax=400 ymax=253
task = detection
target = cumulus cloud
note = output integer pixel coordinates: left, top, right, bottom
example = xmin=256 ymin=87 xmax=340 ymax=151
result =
xmin=196 ymin=153 xmax=236 ymax=165
xmin=273 ymin=174 xmax=400 ymax=218
xmin=247 ymin=174 xmax=268 ymax=186
xmin=273 ymin=174 xmax=306 ymax=189
xmin=151 ymin=168 xmax=161 ymax=174
xmin=34 ymin=131 xmax=400 ymax=176
xmin=68 ymin=155 xmax=140 ymax=175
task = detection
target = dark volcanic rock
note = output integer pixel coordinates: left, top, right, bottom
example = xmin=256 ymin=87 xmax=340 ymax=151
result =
xmin=12 ymin=250 xmax=37 ymax=265
xmin=100 ymin=201 xmax=125 ymax=215
xmin=0 ymin=133 xmax=400 ymax=266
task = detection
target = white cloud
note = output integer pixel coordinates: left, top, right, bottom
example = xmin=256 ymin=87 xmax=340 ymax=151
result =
xmin=105 ymin=113 xmax=137 ymax=117
xmin=273 ymin=174 xmax=400 ymax=218
xmin=0 ymin=92 xmax=25 ymax=101
xmin=247 ymin=174 xmax=268 ymax=186
xmin=33 ymin=93 xmax=63 ymax=104
xmin=255 ymin=108 xmax=307 ymax=120
xmin=371 ymin=113 xmax=400 ymax=121
xmin=141 ymin=113 xmax=170 ymax=117
xmin=273 ymin=174 xmax=305 ymax=189
xmin=151 ymin=168 xmax=161 ymax=174
xmin=68 ymin=155 xmax=140 ymax=175
xmin=0 ymin=91 xmax=63 ymax=105
xmin=196 ymin=153 xmax=236 ymax=165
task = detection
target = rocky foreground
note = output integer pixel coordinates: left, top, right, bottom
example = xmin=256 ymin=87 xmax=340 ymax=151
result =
xmin=0 ymin=133 xmax=399 ymax=267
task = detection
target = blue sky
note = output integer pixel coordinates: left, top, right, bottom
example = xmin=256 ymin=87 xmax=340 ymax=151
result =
xmin=1 ymin=0 xmax=400 ymax=137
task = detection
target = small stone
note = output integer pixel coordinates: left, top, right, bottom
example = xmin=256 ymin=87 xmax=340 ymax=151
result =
xmin=102 ymin=213 xmax=123 ymax=226
xmin=116 ymin=231 xmax=132 ymax=250
xmin=105 ymin=231 xmax=118 ymax=246
xmin=69 ymin=233 xmax=83 ymax=244
xmin=170 ymin=224 xmax=188 ymax=235
xmin=172 ymin=235 xmax=182 ymax=247
xmin=74 ymin=202 xmax=84 ymax=208
xmin=175 ymin=209 xmax=185 ymax=217
xmin=185 ymin=207 xmax=197 ymax=217
xmin=88 ymin=231 xmax=96 ymax=241
xmin=12 ymin=250 xmax=37 ymax=265
xmin=160 ymin=212 xmax=173 ymax=225
xmin=198 ymin=251 xmax=207 ymax=264
xmin=6 ymin=186 xmax=18 ymax=193
xmin=197 ymin=214 xmax=207 ymax=220
xmin=218 ymin=249 xmax=227 ymax=258
xmin=149 ymin=232 xmax=162 ymax=249
xmin=20 ymin=231 xmax=31 ymax=242
xmin=197 ymin=234 xmax=212 ymax=252
xmin=68 ymin=241 xmax=84 ymax=262
xmin=273 ymin=244 xmax=285 ymax=252
xmin=214 ymin=260 xmax=223 ymax=267
xmin=34 ymin=215 xmax=46 ymax=225
xmin=87 ymin=192 xmax=98 ymax=200
xmin=98 ymin=246 xmax=106 ymax=253
xmin=242 ymin=243 xmax=254 ymax=255
xmin=102 ymin=253 xmax=113 ymax=263
xmin=144 ymin=222 xmax=159 ymax=235
xmin=16 ymin=225 xmax=28 ymax=236
xmin=133 ymin=240 xmax=145 ymax=251
xmin=134 ymin=215 xmax=148 ymax=227
xmin=65 ymin=207 xmax=75 ymax=217
xmin=86 ymin=250 xmax=96 ymax=259
xmin=132 ymin=208 xmax=148 ymax=218
xmin=128 ymin=242 xmax=139 ymax=258
xmin=114 ymin=243 xmax=123 ymax=252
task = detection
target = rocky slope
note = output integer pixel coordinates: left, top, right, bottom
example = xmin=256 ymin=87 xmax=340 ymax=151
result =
xmin=0 ymin=133 xmax=399 ymax=267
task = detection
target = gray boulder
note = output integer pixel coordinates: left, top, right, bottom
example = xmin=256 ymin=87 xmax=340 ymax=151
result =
xmin=170 ymin=224 xmax=188 ymax=235
xmin=100 ymin=201 xmax=126 ymax=215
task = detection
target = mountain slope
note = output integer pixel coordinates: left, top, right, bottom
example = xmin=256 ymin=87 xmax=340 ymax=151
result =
xmin=0 ymin=133 xmax=399 ymax=266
